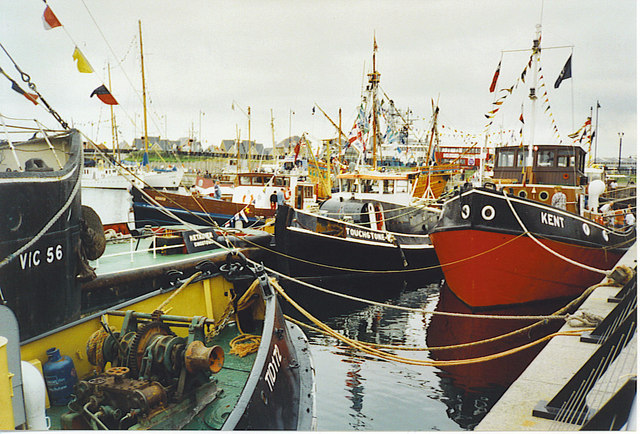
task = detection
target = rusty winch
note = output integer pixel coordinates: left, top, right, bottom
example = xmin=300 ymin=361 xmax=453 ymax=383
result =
xmin=63 ymin=310 xmax=224 ymax=430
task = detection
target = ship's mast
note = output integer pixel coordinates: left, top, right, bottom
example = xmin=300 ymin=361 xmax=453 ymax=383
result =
xmin=368 ymin=36 xmax=380 ymax=171
xmin=247 ymin=106 xmax=251 ymax=171
xmin=108 ymin=64 xmax=119 ymax=162
xmin=138 ymin=20 xmax=149 ymax=165
xmin=525 ymin=24 xmax=542 ymax=184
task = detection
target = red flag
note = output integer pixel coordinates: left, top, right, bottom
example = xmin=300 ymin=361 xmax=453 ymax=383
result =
xmin=90 ymin=85 xmax=118 ymax=105
xmin=489 ymin=60 xmax=501 ymax=93
xmin=11 ymin=81 xmax=38 ymax=105
xmin=293 ymin=140 xmax=301 ymax=162
xmin=42 ymin=5 xmax=62 ymax=30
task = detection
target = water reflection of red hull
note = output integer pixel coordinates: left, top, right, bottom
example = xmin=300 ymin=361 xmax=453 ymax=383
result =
xmin=427 ymin=283 xmax=568 ymax=391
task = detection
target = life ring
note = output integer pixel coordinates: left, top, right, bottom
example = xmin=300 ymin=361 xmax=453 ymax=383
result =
xmin=375 ymin=206 xmax=385 ymax=231
xmin=284 ymin=189 xmax=291 ymax=200
xmin=562 ymin=173 xmax=570 ymax=180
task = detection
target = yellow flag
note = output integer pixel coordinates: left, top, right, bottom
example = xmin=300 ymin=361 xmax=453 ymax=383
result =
xmin=72 ymin=47 xmax=93 ymax=73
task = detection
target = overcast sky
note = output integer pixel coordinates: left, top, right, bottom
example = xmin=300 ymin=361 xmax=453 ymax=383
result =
xmin=1 ymin=0 xmax=636 ymax=158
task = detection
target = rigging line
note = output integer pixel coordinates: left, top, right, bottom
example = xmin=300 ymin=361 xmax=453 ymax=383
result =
xmin=82 ymin=133 xmax=207 ymax=223
xmin=77 ymin=0 xmax=140 ymax=128
xmin=323 ymin=203 xmax=439 ymax=226
xmin=502 ymin=189 xmax=611 ymax=275
xmin=0 ymin=44 xmax=69 ymax=129
xmin=79 ymin=1 xmax=168 ymax=143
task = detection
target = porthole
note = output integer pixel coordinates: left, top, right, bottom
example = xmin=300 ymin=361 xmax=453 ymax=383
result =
xmin=602 ymin=230 xmax=609 ymax=242
xmin=461 ymin=204 xmax=470 ymax=219
xmin=481 ymin=205 xmax=496 ymax=221
xmin=582 ymin=223 xmax=591 ymax=236
xmin=518 ymin=190 xmax=528 ymax=198
xmin=539 ymin=191 xmax=549 ymax=201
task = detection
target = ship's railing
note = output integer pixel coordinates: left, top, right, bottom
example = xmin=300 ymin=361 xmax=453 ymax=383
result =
xmin=0 ymin=113 xmax=65 ymax=172
xmin=92 ymin=232 xmax=188 ymax=269
xmin=532 ymin=269 xmax=637 ymax=428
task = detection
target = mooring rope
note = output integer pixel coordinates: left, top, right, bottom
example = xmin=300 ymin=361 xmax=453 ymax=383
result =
xmin=283 ymin=278 xmax=615 ymax=353
xmin=272 ymin=277 xmax=593 ymax=367
xmin=502 ymin=189 xmax=612 ymax=275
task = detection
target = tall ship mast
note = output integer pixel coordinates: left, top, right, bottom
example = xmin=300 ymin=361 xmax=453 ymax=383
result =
xmin=139 ymin=20 xmax=149 ymax=167
xmin=368 ymin=37 xmax=380 ymax=170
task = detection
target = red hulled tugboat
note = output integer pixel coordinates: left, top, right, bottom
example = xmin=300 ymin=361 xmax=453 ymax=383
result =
xmin=430 ymin=25 xmax=636 ymax=308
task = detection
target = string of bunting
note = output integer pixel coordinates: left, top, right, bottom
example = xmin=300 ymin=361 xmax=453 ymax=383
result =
xmin=40 ymin=0 xmax=117 ymax=106
xmin=483 ymin=50 xmax=534 ymax=131
xmin=482 ymin=35 xmax=575 ymax=147
xmin=568 ymin=116 xmax=593 ymax=144
xmin=536 ymin=61 xmax=563 ymax=143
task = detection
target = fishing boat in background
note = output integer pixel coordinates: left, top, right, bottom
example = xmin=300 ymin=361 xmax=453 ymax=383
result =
xmin=430 ymin=26 xmax=636 ymax=309
xmin=132 ymin=171 xmax=317 ymax=229
xmin=274 ymin=204 xmax=439 ymax=281
xmin=320 ymin=170 xmax=441 ymax=234
xmin=313 ymin=39 xmax=454 ymax=236
xmin=131 ymin=185 xmax=276 ymax=228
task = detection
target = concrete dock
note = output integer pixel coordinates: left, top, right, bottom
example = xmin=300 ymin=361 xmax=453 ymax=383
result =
xmin=476 ymin=243 xmax=637 ymax=431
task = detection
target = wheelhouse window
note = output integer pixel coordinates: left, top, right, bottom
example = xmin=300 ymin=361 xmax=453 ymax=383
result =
xmin=557 ymin=150 xmax=575 ymax=167
xmin=383 ymin=180 xmax=394 ymax=194
xmin=303 ymin=186 xmax=314 ymax=198
xmin=396 ymin=179 xmax=409 ymax=193
xmin=498 ymin=150 xmax=515 ymax=167
xmin=360 ymin=179 xmax=379 ymax=193
xmin=516 ymin=150 xmax=526 ymax=167
xmin=536 ymin=150 xmax=555 ymax=167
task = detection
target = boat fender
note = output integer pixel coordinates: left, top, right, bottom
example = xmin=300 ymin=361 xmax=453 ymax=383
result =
xmin=80 ymin=206 xmax=106 ymax=260
xmin=21 ymin=361 xmax=49 ymax=430
xmin=483 ymin=182 xmax=496 ymax=190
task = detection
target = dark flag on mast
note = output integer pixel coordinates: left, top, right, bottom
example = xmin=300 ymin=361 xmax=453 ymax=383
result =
xmin=489 ymin=60 xmax=501 ymax=93
xmin=554 ymin=55 xmax=572 ymax=88
xmin=10 ymin=81 xmax=38 ymax=105
xmin=90 ymin=84 xmax=118 ymax=105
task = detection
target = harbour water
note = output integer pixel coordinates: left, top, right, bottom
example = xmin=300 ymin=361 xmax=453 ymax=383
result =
xmin=279 ymin=274 xmax=570 ymax=431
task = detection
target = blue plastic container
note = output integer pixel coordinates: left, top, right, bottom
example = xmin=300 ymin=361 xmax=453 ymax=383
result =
xmin=43 ymin=347 xmax=78 ymax=406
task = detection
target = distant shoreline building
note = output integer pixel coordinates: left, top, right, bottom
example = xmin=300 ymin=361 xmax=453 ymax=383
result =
xmin=132 ymin=136 xmax=203 ymax=153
